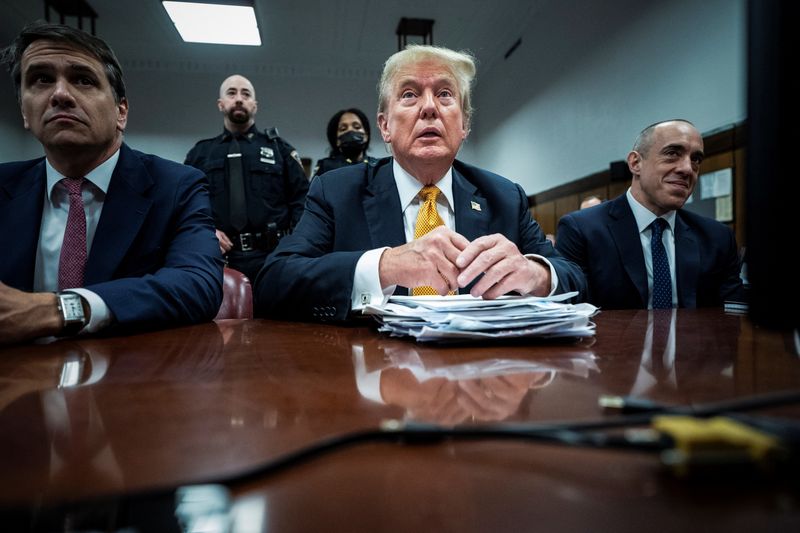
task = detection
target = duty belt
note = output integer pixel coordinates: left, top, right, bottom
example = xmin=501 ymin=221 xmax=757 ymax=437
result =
xmin=232 ymin=229 xmax=287 ymax=252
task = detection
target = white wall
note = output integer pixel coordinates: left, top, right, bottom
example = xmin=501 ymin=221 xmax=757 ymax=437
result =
xmin=468 ymin=0 xmax=746 ymax=194
xmin=0 ymin=65 xmax=384 ymax=168
xmin=120 ymin=68 xmax=383 ymax=168
xmin=0 ymin=0 xmax=745 ymax=190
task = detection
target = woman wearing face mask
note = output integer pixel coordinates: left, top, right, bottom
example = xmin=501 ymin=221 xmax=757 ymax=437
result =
xmin=312 ymin=108 xmax=376 ymax=178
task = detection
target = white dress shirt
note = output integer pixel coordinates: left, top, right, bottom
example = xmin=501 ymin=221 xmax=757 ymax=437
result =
xmin=625 ymin=188 xmax=678 ymax=309
xmin=351 ymin=159 xmax=557 ymax=310
xmin=34 ymin=151 xmax=120 ymax=333
xmin=629 ymin=308 xmax=678 ymax=394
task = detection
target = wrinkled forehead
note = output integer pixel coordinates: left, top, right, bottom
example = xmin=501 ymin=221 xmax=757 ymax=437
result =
xmin=21 ymin=39 xmax=104 ymax=74
xmin=391 ymin=59 xmax=458 ymax=92
xmin=219 ymin=76 xmax=255 ymax=97
xmin=652 ymin=121 xmax=704 ymax=151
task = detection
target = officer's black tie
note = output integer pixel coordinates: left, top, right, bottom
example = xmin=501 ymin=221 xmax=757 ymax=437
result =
xmin=228 ymin=135 xmax=247 ymax=232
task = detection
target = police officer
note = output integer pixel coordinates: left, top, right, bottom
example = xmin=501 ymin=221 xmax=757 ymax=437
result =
xmin=185 ymin=74 xmax=309 ymax=283
xmin=312 ymin=107 xmax=377 ymax=178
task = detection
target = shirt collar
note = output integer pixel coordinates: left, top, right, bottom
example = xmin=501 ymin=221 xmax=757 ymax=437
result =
xmin=393 ymin=159 xmax=454 ymax=212
xmin=223 ymin=124 xmax=258 ymax=142
xmin=626 ymin=187 xmax=676 ymax=233
xmin=46 ymin=148 xmax=120 ymax=199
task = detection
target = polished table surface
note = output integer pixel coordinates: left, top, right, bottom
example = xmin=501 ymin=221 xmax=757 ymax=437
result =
xmin=1 ymin=309 xmax=799 ymax=531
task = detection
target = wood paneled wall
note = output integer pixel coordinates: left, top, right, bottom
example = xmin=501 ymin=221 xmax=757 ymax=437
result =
xmin=528 ymin=123 xmax=746 ymax=245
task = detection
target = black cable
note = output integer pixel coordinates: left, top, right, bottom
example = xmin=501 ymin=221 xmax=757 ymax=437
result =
xmin=599 ymin=388 xmax=800 ymax=417
xmin=223 ymin=388 xmax=800 ymax=487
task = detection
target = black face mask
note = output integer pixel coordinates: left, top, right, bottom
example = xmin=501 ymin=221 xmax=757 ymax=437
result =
xmin=338 ymin=130 xmax=367 ymax=159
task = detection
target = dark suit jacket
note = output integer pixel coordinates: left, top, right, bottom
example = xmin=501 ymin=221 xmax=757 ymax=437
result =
xmin=255 ymin=157 xmax=586 ymax=321
xmin=0 ymin=144 xmax=224 ymax=330
xmin=556 ymin=194 xmax=743 ymax=309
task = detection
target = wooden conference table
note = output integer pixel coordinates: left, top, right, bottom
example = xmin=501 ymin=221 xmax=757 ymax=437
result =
xmin=0 ymin=309 xmax=798 ymax=531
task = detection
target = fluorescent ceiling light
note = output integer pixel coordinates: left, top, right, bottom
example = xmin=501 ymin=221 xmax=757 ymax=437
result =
xmin=162 ymin=1 xmax=261 ymax=46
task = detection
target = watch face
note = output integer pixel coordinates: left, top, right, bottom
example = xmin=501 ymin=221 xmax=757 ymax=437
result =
xmin=60 ymin=294 xmax=85 ymax=322
xmin=65 ymin=298 xmax=82 ymax=316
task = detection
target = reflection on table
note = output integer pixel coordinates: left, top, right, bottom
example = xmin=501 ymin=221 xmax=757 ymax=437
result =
xmin=352 ymin=337 xmax=596 ymax=424
xmin=0 ymin=310 xmax=798 ymax=532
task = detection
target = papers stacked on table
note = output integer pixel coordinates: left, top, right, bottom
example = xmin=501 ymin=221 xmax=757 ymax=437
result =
xmin=363 ymin=291 xmax=598 ymax=342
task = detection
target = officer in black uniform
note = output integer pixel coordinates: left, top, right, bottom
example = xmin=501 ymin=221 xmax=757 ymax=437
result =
xmin=312 ymin=107 xmax=377 ymax=178
xmin=185 ymin=74 xmax=309 ymax=283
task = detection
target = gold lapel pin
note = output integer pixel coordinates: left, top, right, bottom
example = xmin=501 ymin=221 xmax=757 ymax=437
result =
xmin=470 ymin=201 xmax=481 ymax=212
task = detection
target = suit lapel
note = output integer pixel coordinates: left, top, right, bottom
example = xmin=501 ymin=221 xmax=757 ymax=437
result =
xmin=452 ymin=168 xmax=488 ymax=241
xmin=674 ymin=212 xmax=698 ymax=308
xmin=363 ymin=160 xmax=406 ymax=249
xmin=85 ymin=144 xmax=154 ymax=284
xmin=0 ymin=161 xmax=46 ymax=290
xmin=607 ymin=196 xmax=648 ymax=307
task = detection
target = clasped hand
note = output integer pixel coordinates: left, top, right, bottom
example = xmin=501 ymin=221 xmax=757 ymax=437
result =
xmin=378 ymin=226 xmax=551 ymax=298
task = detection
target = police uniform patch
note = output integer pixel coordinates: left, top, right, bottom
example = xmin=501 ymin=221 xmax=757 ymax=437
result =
xmin=290 ymin=149 xmax=303 ymax=168
xmin=260 ymin=146 xmax=275 ymax=164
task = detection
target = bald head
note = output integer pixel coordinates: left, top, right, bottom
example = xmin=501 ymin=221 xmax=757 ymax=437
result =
xmin=217 ymin=74 xmax=258 ymax=133
xmin=632 ymin=119 xmax=697 ymax=158
xmin=219 ymin=74 xmax=255 ymax=99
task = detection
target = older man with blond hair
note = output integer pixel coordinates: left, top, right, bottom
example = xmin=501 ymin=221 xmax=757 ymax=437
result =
xmin=255 ymin=45 xmax=585 ymax=321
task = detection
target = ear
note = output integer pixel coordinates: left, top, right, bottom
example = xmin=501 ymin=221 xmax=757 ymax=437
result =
xmin=627 ymin=151 xmax=641 ymax=177
xmin=217 ymin=98 xmax=224 ymax=113
xmin=377 ymin=112 xmax=390 ymax=142
xmin=21 ymin=107 xmax=30 ymax=130
xmin=116 ymin=97 xmax=129 ymax=132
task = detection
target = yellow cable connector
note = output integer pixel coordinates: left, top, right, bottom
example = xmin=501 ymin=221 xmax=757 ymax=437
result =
xmin=652 ymin=416 xmax=785 ymax=477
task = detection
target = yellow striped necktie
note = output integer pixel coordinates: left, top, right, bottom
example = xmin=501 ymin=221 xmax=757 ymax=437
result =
xmin=412 ymin=186 xmax=454 ymax=296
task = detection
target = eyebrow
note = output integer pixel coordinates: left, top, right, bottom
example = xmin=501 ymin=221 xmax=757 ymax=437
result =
xmin=660 ymin=143 xmax=705 ymax=160
xmin=395 ymin=75 xmax=456 ymax=91
xmin=24 ymin=61 xmax=99 ymax=77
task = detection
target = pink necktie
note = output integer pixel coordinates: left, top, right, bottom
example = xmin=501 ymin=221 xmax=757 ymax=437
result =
xmin=58 ymin=178 xmax=87 ymax=290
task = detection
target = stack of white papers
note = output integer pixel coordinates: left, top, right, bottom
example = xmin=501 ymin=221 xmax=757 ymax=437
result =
xmin=363 ymin=292 xmax=598 ymax=342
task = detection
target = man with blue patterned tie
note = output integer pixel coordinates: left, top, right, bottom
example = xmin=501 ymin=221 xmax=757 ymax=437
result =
xmin=556 ymin=120 xmax=743 ymax=309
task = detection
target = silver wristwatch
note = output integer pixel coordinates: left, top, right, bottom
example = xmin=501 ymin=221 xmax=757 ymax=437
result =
xmin=56 ymin=292 xmax=86 ymax=336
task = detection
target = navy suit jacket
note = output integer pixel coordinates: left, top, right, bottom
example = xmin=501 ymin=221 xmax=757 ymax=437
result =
xmin=556 ymin=194 xmax=743 ymax=309
xmin=0 ymin=144 xmax=224 ymax=331
xmin=255 ymin=157 xmax=586 ymax=321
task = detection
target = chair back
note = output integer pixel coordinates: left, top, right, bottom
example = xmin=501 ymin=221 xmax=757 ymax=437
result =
xmin=214 ymin=267 xmax=253 ymax=320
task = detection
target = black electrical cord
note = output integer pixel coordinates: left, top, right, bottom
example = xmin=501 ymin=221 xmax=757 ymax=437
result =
xmin=599 ymin=388 xmax=800 ymax=417
xmin=222 ymin=388 xmax=800 ymax=487
xmin=5 ymin=388 xmax=799 ymax=521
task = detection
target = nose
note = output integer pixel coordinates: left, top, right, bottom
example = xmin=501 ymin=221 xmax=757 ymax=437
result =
xmin=50 ymin=78 xmax=76 ymax=108
xmin=675 ymin=154 xmax=695 ymax=177
xmin=419 ymin=90 xmax=438 ymax=119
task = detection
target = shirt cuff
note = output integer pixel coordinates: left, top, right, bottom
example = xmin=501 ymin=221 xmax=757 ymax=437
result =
xmin=524 ymin=254 xmax=558 ymax=296
xmin=352 ymin=345 xmax=386 ymax=404
xmin=351 ymin=247 xmax=396 ymax=311
xmin=66 ymin=288 xmax=114 ymax=334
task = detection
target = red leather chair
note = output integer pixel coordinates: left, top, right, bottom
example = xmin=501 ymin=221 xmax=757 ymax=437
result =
xmin=214 ymin=267 xmax=254 ymax=320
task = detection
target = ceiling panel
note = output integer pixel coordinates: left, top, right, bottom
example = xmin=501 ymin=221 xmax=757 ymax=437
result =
xmin=1 ymin=0 xmax=544 ymax=78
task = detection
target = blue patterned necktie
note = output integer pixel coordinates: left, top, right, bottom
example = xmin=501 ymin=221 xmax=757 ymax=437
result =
xmin=650 ymin=218 xmax=673 ymax=309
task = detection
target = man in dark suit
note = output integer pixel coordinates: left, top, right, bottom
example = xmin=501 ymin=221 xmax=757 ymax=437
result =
xmin=0 ymin=22 xmax=223 ymax=344
xmin=255 ymin=45 xmax=584 ymax=321
xmin=556 ymin=119 xmax=743 ymax=309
